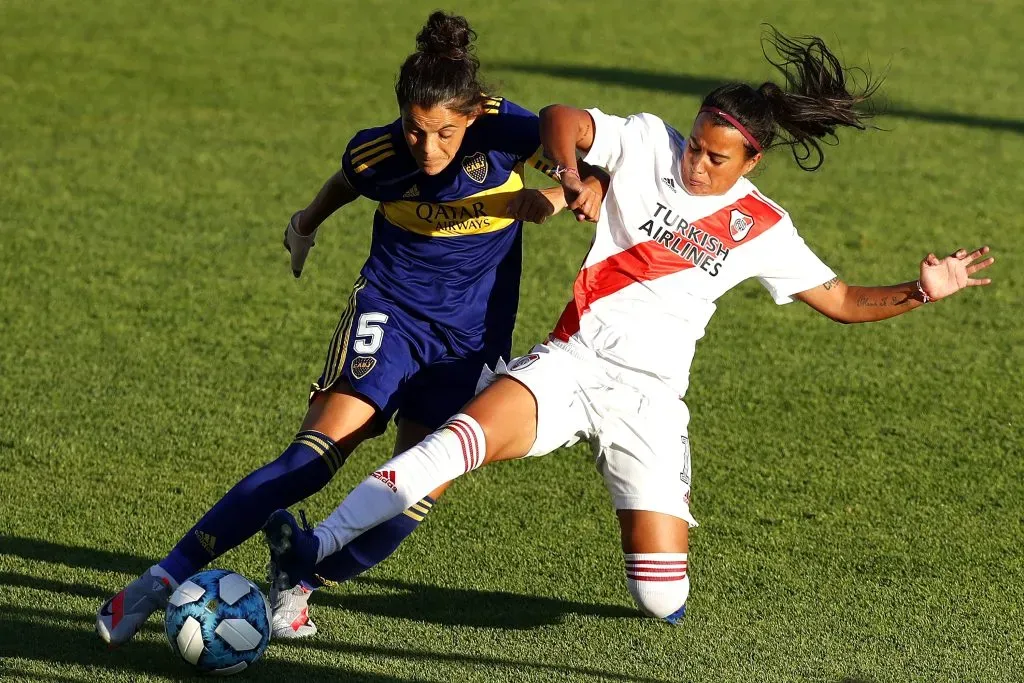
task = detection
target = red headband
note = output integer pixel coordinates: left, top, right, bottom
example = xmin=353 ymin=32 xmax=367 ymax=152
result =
xmin=699 ymin=106 xmax=763 ymax=152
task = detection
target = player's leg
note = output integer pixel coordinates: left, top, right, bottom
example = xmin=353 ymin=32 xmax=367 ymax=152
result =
xmin=266 ymin=343 xmax=589 ymax=589
xmin=96 ymin=278 xmax=399 ymax=645
xmin=598 ymin=390 xmax=696 ymax=624
xmin=264 ymin=375 xmax=536 ymax=588
xmin=270 ymin=419 xmax=451 ymax=637
xmin=95 ymin=386 xmax=382 ymax=646
xmin=300 ymin=419 xmax=451 ymax=585
xmin=617 ymin=510 xmax=690 ymax=623
xmin=302 ymin=351 xmax=501 ymax=585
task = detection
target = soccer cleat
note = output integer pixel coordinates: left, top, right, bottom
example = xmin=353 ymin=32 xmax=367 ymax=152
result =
xmin=664 ymin=603 xmax=687 ymax=625
xmin=269 ymin=584 xmax=318 ymax=639
xmin=96 ymin=565 xmax=177 ymax=646
xmin=263 ymin=509 xmax=320 ymax=592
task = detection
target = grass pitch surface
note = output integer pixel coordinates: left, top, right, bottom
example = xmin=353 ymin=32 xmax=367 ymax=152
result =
xmin=1 ymin=1 xmax=1021 ymax=681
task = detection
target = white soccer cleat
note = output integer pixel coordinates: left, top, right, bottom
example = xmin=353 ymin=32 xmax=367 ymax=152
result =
xmin=96 ymin=565 xmax=177 ymax=646
xmin=270 ymin=584 xmax=318 ymax=639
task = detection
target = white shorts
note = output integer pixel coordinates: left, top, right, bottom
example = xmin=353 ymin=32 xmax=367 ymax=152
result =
xmin=479 ymin=339 xmax=697 ymax=526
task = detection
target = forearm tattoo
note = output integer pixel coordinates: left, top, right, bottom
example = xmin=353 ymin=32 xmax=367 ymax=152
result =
xmin=822 ymin=277 xmax=840 ymax=291
xmin=856 ymin=292 xmax=913 ymax=308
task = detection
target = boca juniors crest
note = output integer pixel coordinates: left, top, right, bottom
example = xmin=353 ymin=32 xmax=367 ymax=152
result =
xmin=462 ymin=152 xmax=488 ymax=184
xmin=350 ymin=356 xmax=377 ymax=380
xmin=729 ymin=209 xmax=754 ymax=241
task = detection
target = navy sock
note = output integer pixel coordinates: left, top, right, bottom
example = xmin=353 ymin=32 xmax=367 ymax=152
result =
xmin=308 ymin=496 xmax=435 ymax=586
xmin=160 ymin=431 xmax=346 ymax=584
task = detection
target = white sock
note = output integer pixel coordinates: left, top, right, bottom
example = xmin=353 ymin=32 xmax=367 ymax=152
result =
xmin=314 ymin=414 xmax=486 ymax=561
xmin=625 ymin=553 xmax=689 ymax=619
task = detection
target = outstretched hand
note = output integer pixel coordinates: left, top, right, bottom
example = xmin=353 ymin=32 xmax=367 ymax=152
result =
xmin=919 ymin=246 xmax=994 ymax=301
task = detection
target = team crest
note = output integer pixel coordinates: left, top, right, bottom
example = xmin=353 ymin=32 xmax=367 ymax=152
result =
xmin=508 ymin=353 xmax=540 ymax=372
xmin=350 ymin=356 xmax=377 ymax=380
xmin=462 ymin=152 xmax=488 ymax=184
xmin=729 ymin=209 xmax=754 ymax=241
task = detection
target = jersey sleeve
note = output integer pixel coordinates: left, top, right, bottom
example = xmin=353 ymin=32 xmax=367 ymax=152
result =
xmin=582 ymin=109 xmax=659 ymax=174
xmin=489 ymin=99 xmax=543 ymax=161
xmin=339 ymin=127 xmax=398 ymax=201
xmin=755 ymin=218 xmax=837 ymax=304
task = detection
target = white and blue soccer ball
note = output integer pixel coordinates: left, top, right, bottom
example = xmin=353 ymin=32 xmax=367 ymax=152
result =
xmin=164 ymin=569 xmax=272 ymax=675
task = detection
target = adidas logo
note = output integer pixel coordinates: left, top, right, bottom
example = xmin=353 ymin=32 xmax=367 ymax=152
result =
xmin=402 ymin=185 xmax=419 ymax=199
xmin=195 ymin=530 xmax=217 ymax=555
xmin=662 ymin=177 xmax=676 ymax=191
xmin=372 ymin=470 xmax=398 ymax=493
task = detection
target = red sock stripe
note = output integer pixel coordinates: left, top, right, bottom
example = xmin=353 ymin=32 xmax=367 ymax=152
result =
xmin=625 ymin=559 xmax=688 ymax=565
xmin=454 ymin=420 xmax=475 ymax=469
xmin=625 ymin=565 xmax=687 ymax=573
xmin=445 ymin=421 xmax=470 ymax=472
xmin=448 ymin=419 xmax=479 ymax=471
xmin=627 ymin=572 xmax=688 ymax=582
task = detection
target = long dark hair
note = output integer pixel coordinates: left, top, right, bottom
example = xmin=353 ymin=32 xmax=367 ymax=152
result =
xmin=702 ymin=26 xmax=882 ymax=171
xmin=395 ymin=12 xmax=488 ymax=115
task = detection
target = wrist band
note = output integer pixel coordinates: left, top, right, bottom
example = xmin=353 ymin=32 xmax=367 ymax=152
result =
xmin=553 ymin=165 xmax=579 ymax=181
xmin=915 ymin=280 xmax=931 ymax=304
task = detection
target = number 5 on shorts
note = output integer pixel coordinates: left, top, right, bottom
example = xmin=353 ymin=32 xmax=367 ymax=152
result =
xmin=354 ymin=313 xmax=388 ymax=354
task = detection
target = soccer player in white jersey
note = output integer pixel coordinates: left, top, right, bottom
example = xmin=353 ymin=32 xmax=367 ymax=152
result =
xmin=263 ymin=29 xmax=995 ymax=623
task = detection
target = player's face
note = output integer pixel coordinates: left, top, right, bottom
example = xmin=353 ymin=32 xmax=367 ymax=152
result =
xmin=401 ymin=103 xmax=477 ymax=175
xmin=681 ymin=113 xmax=761 ymax=196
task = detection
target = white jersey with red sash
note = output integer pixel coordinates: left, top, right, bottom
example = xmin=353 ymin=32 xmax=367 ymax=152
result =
xmin=552 ymin=109 xmax=836 ymax=397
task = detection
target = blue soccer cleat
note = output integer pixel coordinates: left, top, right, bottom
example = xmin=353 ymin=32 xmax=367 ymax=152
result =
xmin=664 ymin=603 xmax=687 ymax=625
xmin=262 ymin=509 xmax=320 ymax=592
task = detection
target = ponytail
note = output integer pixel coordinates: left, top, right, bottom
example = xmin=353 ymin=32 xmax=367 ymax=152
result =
xmin=701 ymin=26 xmax=882 ymax=171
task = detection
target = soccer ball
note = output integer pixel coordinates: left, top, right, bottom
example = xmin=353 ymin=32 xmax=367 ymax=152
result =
xmin=164 ymin=569 xmax=272 ymax=675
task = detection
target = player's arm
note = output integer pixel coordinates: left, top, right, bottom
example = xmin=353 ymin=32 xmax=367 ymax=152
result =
xmin=795 ymin=247 xmax=994 ymax=323
xmin=293 ymin=169 xmax=360 ymax=236
xmin=538 ymin=105 xmax=601 ymax=222
xmin=506 ymin=161 xmax=609 ymax=224
xmin=284 ymin=169 xmax=360 ymax=279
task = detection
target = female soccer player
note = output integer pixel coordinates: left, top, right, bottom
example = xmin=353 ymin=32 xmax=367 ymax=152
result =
xmin=265 ymin=29 xmax=995 ymax=623
xmin=96 ymin=11 xmax=604 ymax=644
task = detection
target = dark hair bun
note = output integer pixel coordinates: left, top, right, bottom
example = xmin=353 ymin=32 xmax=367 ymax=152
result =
xmin=416 ymin=11 xmax=475 ymax=60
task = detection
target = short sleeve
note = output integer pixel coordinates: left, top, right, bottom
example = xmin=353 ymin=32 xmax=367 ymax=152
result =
xmin=340 ymin=127 xmax=398 ymax=201
xmin=490 ymin=98 xmax=543 ymax=162
xmin=756 ymin=219 xmax=836 ymax=304
xmin=582 ymin=109 xmax=658 ymax=174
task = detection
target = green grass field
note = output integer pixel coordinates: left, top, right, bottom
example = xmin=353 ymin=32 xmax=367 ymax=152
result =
xmin=2 ymin=0 xmax=1022 ymax=680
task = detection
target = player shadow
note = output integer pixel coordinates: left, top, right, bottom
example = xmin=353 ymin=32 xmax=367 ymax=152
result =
xmin=276 ymin=637 xmax=674 ymax=683
xmin=0 ymin=535 xmax=638 ymax=630
xmin=0 ymin=605 xmax=429 ymax=683
xmin=0 ymin=603 xmax=666 ymax=683
xmin=0 ymin=534 xmax=155 ymax=575
xmin=313 ymin=575 xmax=640 ymax=629
xmin=494 ymin=62 xmax=1024 ymax=135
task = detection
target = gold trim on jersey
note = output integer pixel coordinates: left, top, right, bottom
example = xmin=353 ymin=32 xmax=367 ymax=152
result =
xmin=350 ymin=132 xmax=391 ymax=155
xmin=482 ymin=96 xmax=502 ymax=114
xmin=352 ymin=141 xmax=392 ymax=164
xmin=526 ymin=145 xmax=559 ymax=180
xmin=377 ymin=165 xmax=525 ymax=237
xmin=353 ymin=147 xmax=396 ymax=174
xmin=310 ymin=277 xmax=366 ymax=398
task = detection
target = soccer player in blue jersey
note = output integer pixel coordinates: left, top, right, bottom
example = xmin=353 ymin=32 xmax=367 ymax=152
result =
xmin=96 ymin=11 xmax=605 ymax=645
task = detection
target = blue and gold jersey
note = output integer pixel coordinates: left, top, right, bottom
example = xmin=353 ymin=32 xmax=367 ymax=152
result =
xmin=339 ymin=97 xmax=555 ymax=357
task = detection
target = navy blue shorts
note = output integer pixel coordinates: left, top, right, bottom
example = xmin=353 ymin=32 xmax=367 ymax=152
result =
xmin=311 ymin=276 xmax=510 ymax=430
